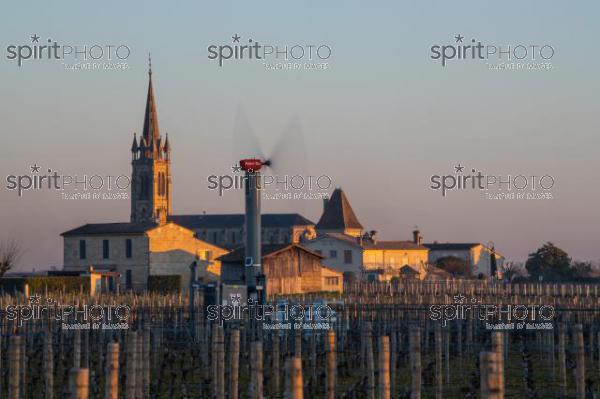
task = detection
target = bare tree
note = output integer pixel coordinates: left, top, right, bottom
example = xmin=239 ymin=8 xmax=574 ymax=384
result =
xmin=571 ymin=261 xmax=594 ymax=279
xmin=501 ymin=262 xmax=525 ymax=282
xmin=0 ymin=240 xmax=23 ymax=277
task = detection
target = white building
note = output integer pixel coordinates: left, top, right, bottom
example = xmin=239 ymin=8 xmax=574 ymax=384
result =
xmin=304 ymin=189 xmax=429 ymax=279
xmin=304 ymin=233 xmax=363 ymax=274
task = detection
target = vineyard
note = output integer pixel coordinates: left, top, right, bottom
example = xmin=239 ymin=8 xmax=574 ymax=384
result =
xmin=0 ymin=280 xmax=599 ymax=398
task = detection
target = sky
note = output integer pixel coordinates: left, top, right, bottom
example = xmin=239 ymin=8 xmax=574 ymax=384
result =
xmin=1 ymin=1 xmax=599 ymax=270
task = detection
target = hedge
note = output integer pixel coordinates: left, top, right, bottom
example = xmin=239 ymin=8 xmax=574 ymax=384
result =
xmin=148 ymin=275 xmax=181 ymax=293
xmin=0 ymin=276 xmax=90 ymax=295
xmin=26 ymin=276 xmax=90 ymax=294
xmin=0 ymin=278 xmax=26 ymax=294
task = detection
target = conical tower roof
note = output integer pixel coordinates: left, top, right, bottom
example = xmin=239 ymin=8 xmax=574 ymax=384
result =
xmin=131 ymin=132 xmax=138 ymax=152
xmin=316 ymin=188 xmax=363 ymax=231
xmin=142 ymin=58 xmax=160 ymax=145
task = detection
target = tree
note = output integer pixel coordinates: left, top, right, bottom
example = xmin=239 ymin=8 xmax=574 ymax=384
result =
xmin=501 ymin=262 xmax=525 ymax=282
xmin=525 ymin=242 xmax=571 ymax=282
xmin=436 ymin=256 xmax=472 ymax=277
xmin=571 ymin=261 xmax=594 ymax=279
xmin=0 ymin=240 xmax=23 ymax=277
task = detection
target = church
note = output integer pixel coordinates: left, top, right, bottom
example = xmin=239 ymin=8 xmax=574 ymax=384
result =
xmin=61 ymin=66 xmax=501 ymax=292
xmin=61 ymin=66 xmax=322 ymax=292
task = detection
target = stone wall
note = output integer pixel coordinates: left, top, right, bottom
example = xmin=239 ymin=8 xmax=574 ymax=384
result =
xmin=304 ymin=237 xmax=362 ymax=274
xmin=147 ymin=222 xmax=227 ymax=290
xmin=63 ymin=234 xmax=149 ymax=292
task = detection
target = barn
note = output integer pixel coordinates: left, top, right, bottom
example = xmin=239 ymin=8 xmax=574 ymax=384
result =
xmin=219 ymin=244 xmax=343 ymax=296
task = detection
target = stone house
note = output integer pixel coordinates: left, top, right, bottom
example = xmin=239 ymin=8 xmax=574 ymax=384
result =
xmin=61 ymin=221 xmax=227 ymax=292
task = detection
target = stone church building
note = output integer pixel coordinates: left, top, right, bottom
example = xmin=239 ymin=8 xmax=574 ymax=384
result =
xmin=61 ymin=66 xmax=321 ymax=292
xmin=61 ymin=66 xmax=499 ymax=292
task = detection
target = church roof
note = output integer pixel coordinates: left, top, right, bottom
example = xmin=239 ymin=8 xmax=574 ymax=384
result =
xmin=62 ymin=213 xmax=315 ymax=237
xmin=142 ymin=65 xmax=160 ymax=144
xmin=169 ymin=213 xmax=314 ymax=229
xmin=61 ymin=222 xmax=158 ymax=236
xmin=316 ymin=188 xmax=363 ymax=231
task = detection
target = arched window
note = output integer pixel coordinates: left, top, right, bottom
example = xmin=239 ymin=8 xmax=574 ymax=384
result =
xmin=143 ymin=174 xmax=150 ymax=199
xmin=138 ymin=174 xmax=148 ymax=199
xmin=158 ymin=173 xmax=162 ymax=196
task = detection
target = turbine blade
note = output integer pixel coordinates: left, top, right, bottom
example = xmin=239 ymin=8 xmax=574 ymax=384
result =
xmin=268 ymin=116 xmax=308 ymax=176
xmin=232 ymin=105 xmax=265 ymax=162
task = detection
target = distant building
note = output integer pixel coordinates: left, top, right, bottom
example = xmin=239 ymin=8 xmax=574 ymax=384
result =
xmin=425 ymin=242 xmax=504 ymax=277
xmin=60 ymin=65 xmax=502 ymax=291
xmin=61 ymin=66 xmax=317 ymax=292
xmin=303 ymin=233 xmax=363 ymax=274
xmin=62 ymin=221 xmax=227 ymax=292
xmin=362 ymin=238 xmax=429 ymax=277
xmin=308 ymin=187 xmax=504 ymax=279
xmin=306 ymin=188 xmax=365 ymax=275
xmin=169 ymin=213 xmax=316 ymax=249
xmin=306 ymin=188 xmax=429 ymax=279
xmin=219 ymin=244 xmax=343 ymax=296
xmin=62 ymin=68 xmax=226 ymax=291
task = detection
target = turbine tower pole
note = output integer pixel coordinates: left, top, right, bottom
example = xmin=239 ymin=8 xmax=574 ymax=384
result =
xmin=240 ymin=158 xmax=267 ymax=304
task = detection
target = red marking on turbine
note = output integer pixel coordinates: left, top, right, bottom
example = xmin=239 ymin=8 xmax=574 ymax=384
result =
xmin=239 ymin=158 xmax=269 ymax=172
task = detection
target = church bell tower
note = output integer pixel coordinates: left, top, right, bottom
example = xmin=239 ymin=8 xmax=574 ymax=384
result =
xmin=130 ymin=57 xmax=172 ymax=223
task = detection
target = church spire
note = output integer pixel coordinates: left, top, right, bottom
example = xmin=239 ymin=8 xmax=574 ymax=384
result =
xmin=142 ymin=53 xmax=160 ymax=150
xmin=164 ymin=132 xmax=170 ymax=151
xmin=131 ymin=132 xmax=138 ymax=159
xmin=131 ymin=60 xmax=172 ymax=223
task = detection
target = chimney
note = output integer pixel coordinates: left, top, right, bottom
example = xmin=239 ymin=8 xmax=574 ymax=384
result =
xmin=413 ymin=230 xmax=422 ymax=245
xmin=369 ymin=230 xmax=377 ymax=244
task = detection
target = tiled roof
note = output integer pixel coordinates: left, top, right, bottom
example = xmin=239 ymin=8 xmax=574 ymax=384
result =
xmin=169 ymin=213 xmax=314 ymax=229
xmin=424 ymin=243 xmax=480 ymax=251
xmin=316 ymin=188 xmax=363 ymax=231
xmin=218 ymin=244 xmax=323 ymax=263
xmin=312 ymin=233 xmax=362 ymax=247
xmin=363 ymin=240 xmax=428 ymax=250
xmin=61 ymin=222 xmax=157 ymax=236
